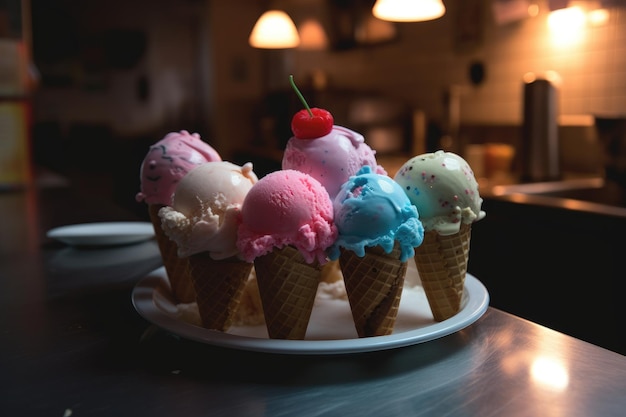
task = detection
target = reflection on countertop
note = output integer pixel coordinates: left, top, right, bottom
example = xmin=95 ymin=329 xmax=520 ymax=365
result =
xmin=488 ymin=176 xmax=626 ymax=218
xmin=379 ymin=151 xmax=626 ymax=219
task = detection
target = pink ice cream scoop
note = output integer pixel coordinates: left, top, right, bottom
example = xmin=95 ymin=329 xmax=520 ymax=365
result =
xmin=136 ymin=130 xmax=221 ymax=205
xmin=282 ymin=125 xmax=387 ymax=200
xmin=236 ymin=169 xmax=338 ymax=265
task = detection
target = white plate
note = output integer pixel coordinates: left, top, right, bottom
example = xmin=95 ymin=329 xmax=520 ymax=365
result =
xmin=48 ymin=240 xmax=160 ymax=271
xmin=47 ymin=222 xmax=155 ymax=246
xmin=132 ymin=266 xmax=489 ymax=355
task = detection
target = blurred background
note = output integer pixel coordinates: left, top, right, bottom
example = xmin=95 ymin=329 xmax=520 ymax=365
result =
xmin=3 ymin=0 xmax=624 ymax=205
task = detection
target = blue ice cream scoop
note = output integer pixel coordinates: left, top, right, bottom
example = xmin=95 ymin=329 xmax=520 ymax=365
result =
xmin=328 ymin=166 xmax=424 ymax=262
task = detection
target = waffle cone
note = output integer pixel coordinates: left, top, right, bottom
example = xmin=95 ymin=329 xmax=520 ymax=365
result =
xmin=339 ymin=242 xmax=407 ymax=337
xmin=253 ymin=246 xmax=322 ymax=340
xmin=232 ymin=271 xmax=265 ymax=326
xmin=187 ymin=253 xmax=253 ymax=331
xmin=320 ymin=259 xmax=343 ymax=283
xmin=149 ymin=204 xmax=196 ymax=303
xmin=414 ymin=223 xmax=471 ymax=322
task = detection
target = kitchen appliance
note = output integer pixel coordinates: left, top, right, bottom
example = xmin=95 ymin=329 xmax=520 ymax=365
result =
xmin=521 ymin=75 xmax=560 ymax=182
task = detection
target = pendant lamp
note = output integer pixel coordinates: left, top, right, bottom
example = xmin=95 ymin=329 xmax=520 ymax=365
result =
xmin=373 ymin=0 xmax=446 ymax=22
xmin=249 ymin=10 xmax=300 ymax=49
xmin=298 ymin=19 xmax=329 ymax=50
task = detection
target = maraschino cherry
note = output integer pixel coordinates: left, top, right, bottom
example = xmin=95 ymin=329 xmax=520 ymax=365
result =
xmin=289 ymin=75 xmax=333 ymax=139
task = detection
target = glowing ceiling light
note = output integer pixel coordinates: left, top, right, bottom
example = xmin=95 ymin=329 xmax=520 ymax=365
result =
xmin=372 ymin=0 xmax=446 ymax=22
xmin=298 ymin=19 xmax=329 ymax=50
xmin=249 ymin=10 xmax=300 ymax=49
xmin=548 ymin=6 xmax=586 ymax=46
xmin=588 ymin=8 xmax=610 ymax=26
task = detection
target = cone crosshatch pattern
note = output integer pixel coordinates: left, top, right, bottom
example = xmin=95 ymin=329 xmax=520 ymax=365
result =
xmin=254 ymin=245 xmax=322 ymax=340
xmin=188 ymin=252 xmax=253 ymax=331
xmin=414 ymin=223 xmax=471 ymax=322
xmin=149 ymin=204 xmax=196 ymax=303
xmin=340 ymin=242 xmax=407 ymax=337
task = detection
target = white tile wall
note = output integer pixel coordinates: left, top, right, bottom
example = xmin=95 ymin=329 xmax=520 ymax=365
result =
xmin=291 ymin=0 xmax=626 ymax=125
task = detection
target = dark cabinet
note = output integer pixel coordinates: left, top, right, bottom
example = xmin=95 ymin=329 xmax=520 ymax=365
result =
xmin=468 ymin=197 xmax=625 ymax=355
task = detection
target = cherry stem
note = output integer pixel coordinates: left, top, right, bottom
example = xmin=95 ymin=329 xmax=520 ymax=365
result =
xmin=289 ymin=75 xmax=313 ymax=118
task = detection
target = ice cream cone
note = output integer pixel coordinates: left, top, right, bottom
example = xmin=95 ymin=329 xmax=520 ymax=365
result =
xmin=320 ymin=259 xmax=342 ymax=283
xmin=339 ymin=242 xmax=407 ymax=337
xmin=149 ymin=204 xmax=196 ymax=303
xmin=187 ymin=252 xmax=253 ymax=331
xmin=414 ymin=223 xmax=471 ymax=322
xmin=232 ymin=271 xmax=265 ymax=326
xmin=253 ymin=245 xmax=322 ymax=340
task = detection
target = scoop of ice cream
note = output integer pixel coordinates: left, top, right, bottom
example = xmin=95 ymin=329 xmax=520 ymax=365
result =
xmin=282 ymin=125 xmax=387 ymax=200
xmin=136 ymin=130 xmax=222 ymax=206
xmin=159 ymin=161 xmax=257 ymax=260
xmin=328 ymin=166 xmax=424 ymax=262
xmin=394 ymin=150 xmax=486 ymax=236
xmin=236 ymin=169 xmax=338 ymax=265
